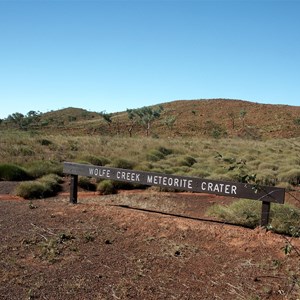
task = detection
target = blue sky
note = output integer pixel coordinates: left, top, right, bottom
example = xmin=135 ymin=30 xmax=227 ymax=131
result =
xmin=0 ymin=0 xmax=299 ymax=119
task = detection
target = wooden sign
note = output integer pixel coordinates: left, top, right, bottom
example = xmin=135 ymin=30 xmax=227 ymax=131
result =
xmin=63 ymin=162 xmax=285 ymax=204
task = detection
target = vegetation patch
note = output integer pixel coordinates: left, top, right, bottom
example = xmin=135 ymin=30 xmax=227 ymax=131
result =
xmin=207 ymin=199 xmax=300 ymax=236
xmin=15 ymin=174 xmax=62 ymax=199
xmin=79 ymin=155 xmax=110 ymax=166
xmin=78 ymin=177 xmax=97 ymax=191
xmin=146 ymin=146 xmax=173 ymax=162
xmin=178 ymin=155 xmax=197 ymax=167
xmin=97 ymin=180 xmax=117 ymax=195
xmin=38 ymin=138 xmax=53 ymax=146
xmin=26 ymin=160 xmax=63 ymax=178
xmin=110 ymin=158 xmax=135 ymax=170
xmin=0 ymin=163 xmax=31 ymax=181
xmin=279 ymin=169 xmax=300 ymax=185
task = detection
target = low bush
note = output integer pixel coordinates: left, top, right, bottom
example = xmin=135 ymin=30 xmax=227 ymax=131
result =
xmin=178 ymin=156 xmax=197 ymax=167
xmin=26 ymin=160 xmax=63 ymax=178
xmin=276 ymin=182 xmax=293 ymax=191
xmin=157 ymin=146 xmax=173 ymax=156
xmin=38 ymin=138 xmax=53 ymax=146
xmin=146 ymin=146 xmax=173 ymax=162
xmin=16 ymin=181 xmax=47 ymax=199
xmin=110 ymin=158 xmax=135 ymax=170
xmin=15 ymin=174 xmax=62 ymax=199
xmin=0 ymin=164 xmax=31 ymax=181
xmin=97 ymin=180 xmax=117 ymax=195
xmin=80 ymin=155 xmax=110 ymax=166
xmin=146 ymin=149 xmax=165 ymax=162
xmin=270 ymin=204 xmax=300 ymax=236
xmin=78 ymin=177 xmax=96 ymax=191
xmin=207 ymin=199 xmax=261 ymax=228
xmin=39 ymin=174 xmax=63 ymax=193
xmin=279 ymin=169 xmax=300 ymax=185
xmin=207 ymin=199 xmax=300 ymax=236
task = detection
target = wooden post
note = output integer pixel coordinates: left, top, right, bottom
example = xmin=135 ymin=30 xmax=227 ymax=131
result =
xmin=70 ymin=174 xmax=78 ymax=204
xmin=261 ymin=201 xmax=271 ymax=227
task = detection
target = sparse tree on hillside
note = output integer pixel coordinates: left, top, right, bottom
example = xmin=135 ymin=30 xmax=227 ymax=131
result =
xmin=7 ymin=112 xmax=25 ymax=129
xmin=126 ymin=106 xmax=163 ymax=137
xmin=228 ymin=112 xmax=236 ymax=129
xmin=132 ymin=105 xmax=163 ymax=137
xmin=7 ymin=111 xmax=41 ymax=130
xmin=26 ymin=110 xmax=41 ymax=127
xmin=163 ymin=115 xmax=177 ymax=132
xmin=100 ymin=111 xmax=113 ymax=125
xmin=127 ymin=108 xmax=139 ymax=137
xmin=240 ymin=109 xmax=247 ymax=129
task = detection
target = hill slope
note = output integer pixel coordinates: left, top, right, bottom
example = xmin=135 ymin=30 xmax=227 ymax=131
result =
xmin=2 ymin=99 xmax=300 ymax=139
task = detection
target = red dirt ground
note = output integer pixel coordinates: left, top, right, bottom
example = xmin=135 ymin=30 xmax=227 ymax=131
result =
xmin=1 ymin=181 xmax=300 ymax=300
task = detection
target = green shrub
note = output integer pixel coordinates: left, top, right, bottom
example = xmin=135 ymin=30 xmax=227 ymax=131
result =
xmin=294 ymin=117 xmax=300 ymax=125
xmin=178 ymin=156 xmax=197 ymax=167
xmin=146 ymin=146 xmax=173 ymax=162
xmin=39 ymin=174 xmax=62 ymax=193
xmin=111 ymin=158 xmax=135 ymax=170
xmin=255 ymin=171 xmax=277 ymax=186
xmin=16 ymin=181 xmax=47 ymax=199
xmin=80 ymin=155 xmax=110 ymax=166
xmin=38 ymin=139 xmax=53 ymax=146
xmin=78 ymin=177 xmax=96 ymax=191
xmin=258 ymin=162 xmax=279 ymax=171
xmin=19 ymin=146 xmax=35 ymax=156
xmin=269 ymin=204 xmax=300 ymax=236
xmin=157 ymin=146 xmax=173 ymax=156
xmin=207 ymin=199 xmax=260 ymax=228
xmin=188 ymin=169 xmax=211 ymax=178
xmin=146 ymin=149 xmax=165 ymax=162
xmin=0 ymin=164 xmax=31 ymax=181
xmin=97 ymin=180 xmax=117 ymax=195
xmin=15 ymin=174 xmax=62 ymax=199
xmin=134 ymin=162 xmax=153 ymax=172
xmin=207 ymin=199 xmax=300 ymax=236
xmin=26 ymin=160 xmax=63 ymax=178
xmin=279 ymin=169 xmax=300 ymax=185
xmin=276 ymin=182 xmax=293 ymax=191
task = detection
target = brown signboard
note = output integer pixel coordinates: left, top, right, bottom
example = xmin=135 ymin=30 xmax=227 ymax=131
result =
xmin=63 ymin=162 xmax=285 ymax=204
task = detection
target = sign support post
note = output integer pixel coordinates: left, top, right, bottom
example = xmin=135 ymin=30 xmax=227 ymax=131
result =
xmin=261 ymin=201 xmax=271 ymax=227
xmin=70 ymin=174 xmax=78 ymax=204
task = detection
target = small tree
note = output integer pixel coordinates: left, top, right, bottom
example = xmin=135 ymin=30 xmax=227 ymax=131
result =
xmin=294 ymin=117 xmax=300 ymax=126
xmin=127 ymin=108 xmax=139 ymax=137
xmin=136 ymin=105 xmax=163 ymax=137
xmin=100 ymin=111 xmax=112 ymax=125
xmin=163 ymin=115 xmax=177 ymax=132
xmin=126 ymin=106 xmax=163 ymax=137
xmin=240 ymin=109 xmax=247 ymax=129
xmin=7 ymin=112 xmax=25 ymax=129
xmin=228 ymin=112 xmax=236 ymax=129
xmin=7 ymin=111 xmax=41 ymax=130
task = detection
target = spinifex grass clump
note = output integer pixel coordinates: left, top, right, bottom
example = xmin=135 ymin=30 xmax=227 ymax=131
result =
xmin=25 ymin=160 xmax=63 ymax=179
xmin=279 ymin=169 xmax=300 ymax=185
xmin=207 ymin=199 xmax=261 ymax=228
xmin=146 ymin=146 xmax=173 ymax=162
xmin=97 ymin=180 xmax=117 ymax=195
xmin=0 ymin=163 xmax=31 ymax=181
xmin=207 ymin=199 xmax=300 ymax=236
xmin=78 ymin=176 xmax=97 ymax=191
xmin=79 ymin=155 xmax=110 ymax=166
xmin=15 ymin=174 xmax=62 ymax=199
xmin=110 ymin=158 xmax=135 ymax=170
